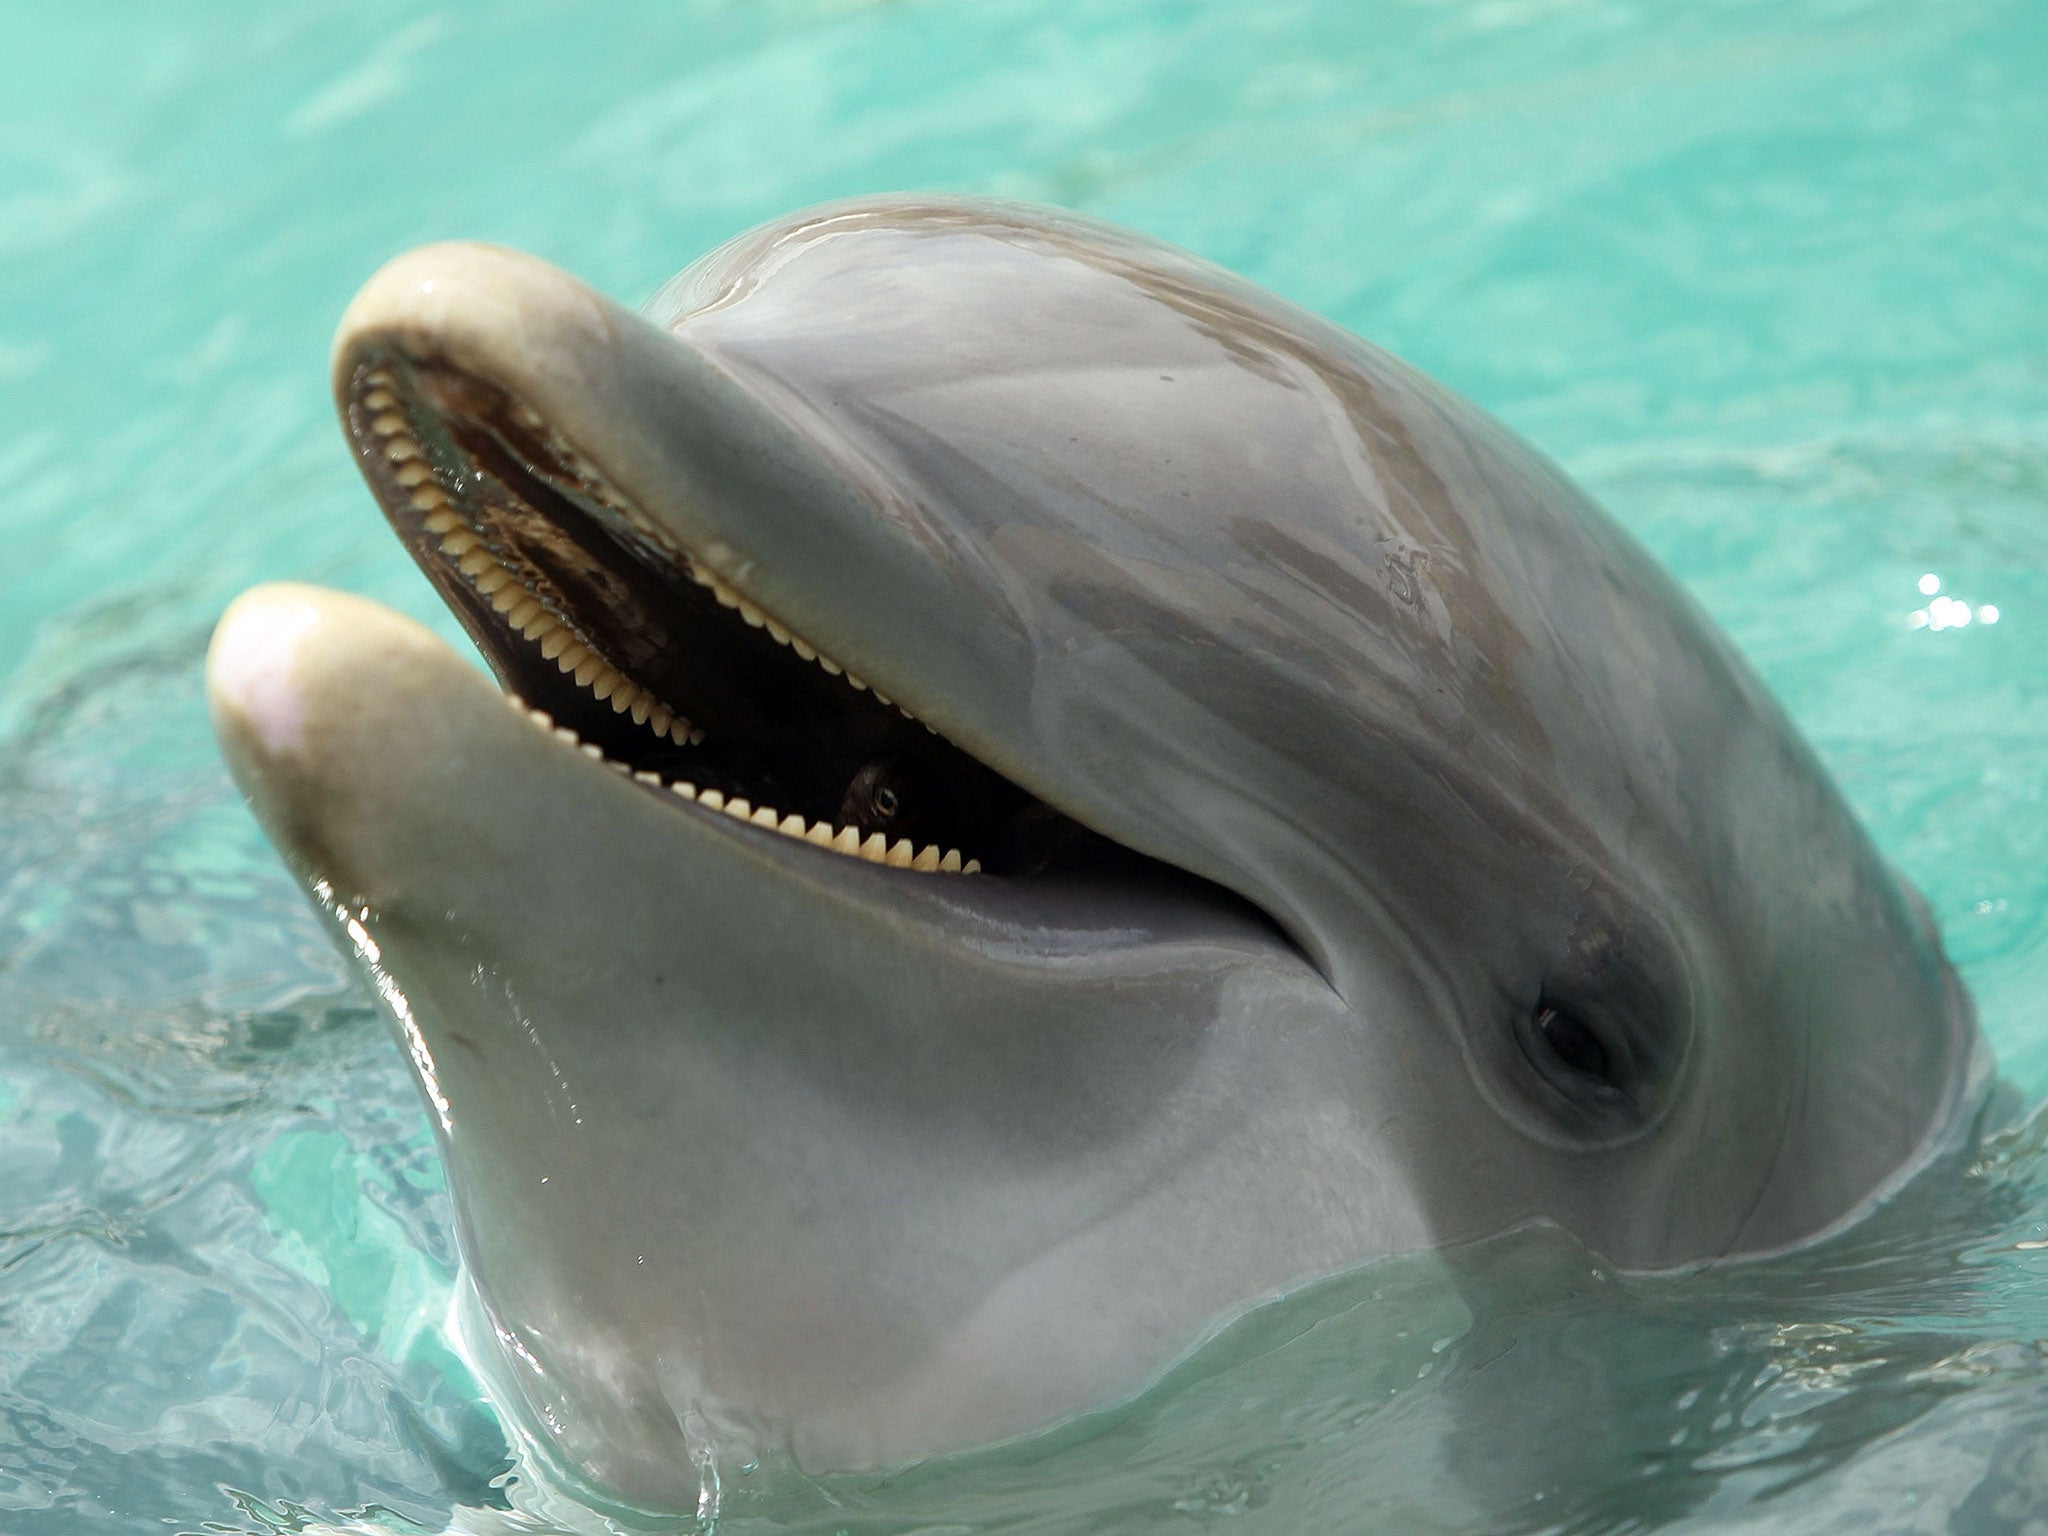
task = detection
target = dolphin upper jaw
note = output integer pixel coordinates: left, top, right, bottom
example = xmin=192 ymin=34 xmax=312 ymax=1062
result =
xmin=332 ymin=241 xmax=1020 ymax=755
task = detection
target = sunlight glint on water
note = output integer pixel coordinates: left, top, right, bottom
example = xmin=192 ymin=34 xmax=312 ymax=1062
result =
xmin=0 ymin=1 xmax=2042 ymax=1531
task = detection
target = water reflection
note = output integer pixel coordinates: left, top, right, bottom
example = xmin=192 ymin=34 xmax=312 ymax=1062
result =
xmin=1909 ymin=574 xmax=2002 ymax=632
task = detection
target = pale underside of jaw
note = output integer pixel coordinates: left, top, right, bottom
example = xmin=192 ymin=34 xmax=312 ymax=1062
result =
xmin=354 ymin=364 xmax=982 ymax=876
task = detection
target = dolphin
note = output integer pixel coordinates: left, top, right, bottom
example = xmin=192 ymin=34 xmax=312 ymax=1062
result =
xmin=205 ymin=196 xmax=1981 ymax=1508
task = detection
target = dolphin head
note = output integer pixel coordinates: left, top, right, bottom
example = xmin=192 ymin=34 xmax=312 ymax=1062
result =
xmin=208 ymin=197 xmax=1978 ymax=1501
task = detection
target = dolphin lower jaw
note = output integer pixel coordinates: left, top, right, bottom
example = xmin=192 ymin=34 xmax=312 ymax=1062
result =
xmin=204 ymin=587 xmax=1358 ymax=1488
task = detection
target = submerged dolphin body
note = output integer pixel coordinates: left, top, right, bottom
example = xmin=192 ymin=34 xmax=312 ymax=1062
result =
xmin=207 ymin=198 xmax=1979 ymax=1505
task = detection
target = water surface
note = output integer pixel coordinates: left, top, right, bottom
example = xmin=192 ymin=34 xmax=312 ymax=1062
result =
xmin=0 ymin=1 xmax=2043 ymax=1530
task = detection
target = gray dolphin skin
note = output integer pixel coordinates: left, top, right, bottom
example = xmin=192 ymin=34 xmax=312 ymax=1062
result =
xmin=206 ymin=196 xmax=1982 ymax=1505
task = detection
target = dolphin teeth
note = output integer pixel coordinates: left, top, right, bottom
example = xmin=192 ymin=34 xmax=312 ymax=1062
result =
xmin=684 ymin=562 xmax=924 ymax=720
xmin=455 ymin=535 xmax=681 ymax=751
xmin=713 ymin=803 xmax=993 ymax=879
xmin=363 ymin=383 xmax=976 ymax=872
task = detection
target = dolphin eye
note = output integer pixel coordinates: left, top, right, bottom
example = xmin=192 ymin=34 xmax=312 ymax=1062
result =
xmin=1532 ymin=1002 xmax=1611 ymax=1082
xmin=1487 ymin=927 xmax=1683 ymax=1148
xmin=840 ymin=758 xmax=912 ymax=831
xmin=1514 ymin=995 xmax=1636 ymax=1123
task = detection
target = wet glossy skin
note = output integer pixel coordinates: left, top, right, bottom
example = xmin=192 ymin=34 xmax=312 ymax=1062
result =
xmin=207 ymin=197 xmax=1980 ymax=1506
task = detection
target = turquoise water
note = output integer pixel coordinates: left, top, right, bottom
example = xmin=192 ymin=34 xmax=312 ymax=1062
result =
xmin=1 ymin=0 xmax=2044 ymax=1530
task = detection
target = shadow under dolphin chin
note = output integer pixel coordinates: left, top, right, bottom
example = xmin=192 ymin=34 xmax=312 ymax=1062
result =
xmin=208 ymin=194 xmax=1982 ymax=1508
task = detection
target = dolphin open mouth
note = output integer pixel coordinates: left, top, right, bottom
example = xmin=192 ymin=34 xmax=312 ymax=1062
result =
xmin=339 ymin=349 xmax=1117 ymax=881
